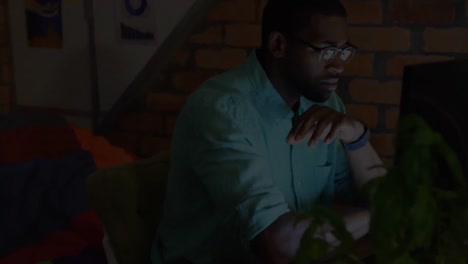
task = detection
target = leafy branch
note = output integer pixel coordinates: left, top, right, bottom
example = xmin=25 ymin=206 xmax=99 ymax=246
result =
xmin=295 ymin=114 xmax=468 ymax=264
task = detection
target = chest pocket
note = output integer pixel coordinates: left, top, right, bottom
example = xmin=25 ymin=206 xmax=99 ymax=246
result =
xmin=291 ymin=142 xmax=334 ymax=213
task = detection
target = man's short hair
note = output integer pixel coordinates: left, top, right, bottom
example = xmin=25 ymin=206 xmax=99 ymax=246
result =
xmin=261 ymin=0 xmax=347 ymax=49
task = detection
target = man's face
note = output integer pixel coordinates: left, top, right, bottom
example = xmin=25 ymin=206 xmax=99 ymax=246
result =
xmin=282 ymin=14 xmax=350 ymax=103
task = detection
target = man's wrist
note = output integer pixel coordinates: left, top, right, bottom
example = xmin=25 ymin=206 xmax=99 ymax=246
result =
xmin=342 ymin=121 xmax=370 ymax=151
xmin=341 ymin=119 xmax=365 ymax=144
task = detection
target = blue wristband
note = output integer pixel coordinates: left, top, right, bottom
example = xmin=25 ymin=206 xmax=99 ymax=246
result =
xmin=343 ymin=125 xmax=370 ymax=151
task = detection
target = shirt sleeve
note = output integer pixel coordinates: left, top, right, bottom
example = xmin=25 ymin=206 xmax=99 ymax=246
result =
xmin=329 ymin=93 xmax=358 ymax=203
xmin=333 ymin=141 xmax=357 ymax=203
xmin=188 ymin=94 xmax=290 ymax=241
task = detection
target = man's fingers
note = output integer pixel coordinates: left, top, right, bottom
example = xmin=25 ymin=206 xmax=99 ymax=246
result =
xmin=308 ymin=121 xmax=332 ymax=147
xmin=287 ymin=120 xmax=304 ymax=143
xmin=325 ymin=122 xmax=340 ymax=144
xmin=294 ymin=107 xmax=330 ymax=140
xmin=296 ymin=119 xmax=317 ymax=139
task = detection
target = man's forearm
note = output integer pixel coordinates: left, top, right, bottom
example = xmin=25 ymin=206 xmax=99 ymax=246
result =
xmin=346 ymin=142 xmax=386 ymax=189
xmin=251 ymin=210 xmax=370 ymax=263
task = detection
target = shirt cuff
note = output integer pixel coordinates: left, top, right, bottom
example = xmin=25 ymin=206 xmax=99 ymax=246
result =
xmin=237 ymin=192 xmax=290 ymax=240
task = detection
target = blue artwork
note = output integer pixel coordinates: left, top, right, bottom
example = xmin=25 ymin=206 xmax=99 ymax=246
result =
xmin=118 ymin=0 xmax=156 ymax=43
xmin=25 ymin=0 xmax=63 ymax=49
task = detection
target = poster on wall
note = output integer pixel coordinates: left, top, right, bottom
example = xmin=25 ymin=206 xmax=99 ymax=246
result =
xmin=115 ymin=0 xmax=158 ymax=45
xmin=25 ymin=0 xmax=63 ymax=49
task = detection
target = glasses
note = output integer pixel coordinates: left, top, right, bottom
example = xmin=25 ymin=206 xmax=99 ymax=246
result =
xmin=288 ymin=35 xmax=357 ymax=64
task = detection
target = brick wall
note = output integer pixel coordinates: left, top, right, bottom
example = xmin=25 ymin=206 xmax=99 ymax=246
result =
xmin=113 ymin=0 xmax=468 ymax=162
xmin=0 ymin=0 xmax=13 ymax=114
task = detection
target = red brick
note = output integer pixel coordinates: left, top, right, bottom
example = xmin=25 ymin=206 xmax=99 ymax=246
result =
xmin=141 ymin=136 xmax=172 ymax=157
xmin=146 ymin=93 xmax=187 ymax=113
xmin=0 ymin=4 xmax=5 ymax=25
xmin=209 ymin=0 xmax=256 ymax=22
xmin=119 ymin=112 xmax=164 ymax=134
xmin=0 ymin=63 xmax=10 ymax=83
xmin=343 ymin=53 xmax=374 ymax=77
xmin=0 ymin=47 xmax=10 ymax=64
xmin=387 ymin=55 xmax=453 ymax=77
xmin=348 ymin=27 xmax=411 ymax=51
xmin=389 ymin=0 xmax=455 ymax=25
xmin=424 ymin=28 xmax=468 ymax=53
xmin=369 ymin=133 xmax=396 ymax=157
xmin=0 ymin=103 xmax=9 ymax=114
xmin=170 ymin=49 xmax=191 ymax=66
xmin=0 ymin=85 xmax=9 ymax=103
xmin=342 ymin=0 xmax=383 ymax=24
xmin=349 ymin=79 xmax=402 ymax=104
xmin=257 ymin=0 xmax=267 ymax=21
xmin=225 ymin=24 xmax=261 ymax=47
xmin=345 ymin=104 xmax=379 ymax=129
xmin=195 ymin=48 xmax=247 ymax=70
xmin=466 ymin=0 xmax=468 ymax=23
xmin=190 ymin=25 xmax=222 ymax=44
xmin=385 ymin=107 xmax=400 ymax=130
xmin=107 ymin=132 xmax=139 ymax=155
xmin=172 ymin=71 xmax=218 ymax=92
xmin=0 ymin=27 xmax=6 ymax=45
xmin=165 ymin=115 xmax=178 ymax=136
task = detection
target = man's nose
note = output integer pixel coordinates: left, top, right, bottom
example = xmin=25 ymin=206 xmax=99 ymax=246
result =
xmin=326 ymin=56 xmax=345 ymax=74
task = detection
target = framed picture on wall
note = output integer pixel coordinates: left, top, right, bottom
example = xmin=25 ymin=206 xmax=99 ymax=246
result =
xmin=24 ymin=0 xmax=63 ymax=49
xmin=114 ymin=0 xmax=158 ymax=45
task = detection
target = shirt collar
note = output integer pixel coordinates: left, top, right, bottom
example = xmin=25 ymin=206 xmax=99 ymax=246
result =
xmin=246 ymin=49 xmax=323 ymax=124
xmin=246 ymin=50 xmax=294 ymax=124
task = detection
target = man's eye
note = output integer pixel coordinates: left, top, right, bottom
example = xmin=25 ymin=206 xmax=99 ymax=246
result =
xmin=322 ymin=49 xmax=335 ymax=60
xmin=341 ymin=49 xmax=352 ymax=59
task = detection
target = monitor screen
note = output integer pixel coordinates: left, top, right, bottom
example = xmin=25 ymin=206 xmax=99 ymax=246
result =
xmin=399 ymin=59 xmax=468 ymax=181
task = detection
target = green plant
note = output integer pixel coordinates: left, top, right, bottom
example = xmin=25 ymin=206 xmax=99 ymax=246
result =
xmin=295 ymin=114 xmax=468 ymax=264
xmin=294 ymin=205 xmax=362 ymax=264
xmin=366 ymin=114 xmax=468 ymax=264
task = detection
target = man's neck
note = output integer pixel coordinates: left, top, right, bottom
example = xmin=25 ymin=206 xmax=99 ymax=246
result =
xmin=257 ymin=50 xmax=300 ymax=110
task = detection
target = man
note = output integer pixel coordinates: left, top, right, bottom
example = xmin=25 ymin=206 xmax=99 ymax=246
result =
xmin=152 ymin=0 xmax=385 ymax=263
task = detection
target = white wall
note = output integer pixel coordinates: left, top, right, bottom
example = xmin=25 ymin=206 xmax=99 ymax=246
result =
xmin=9 ymin=0 xmax=92 ymax=112
xmin=9 ymin=0 xmax=196 ymax=128
xmin=93 ymin=0 xmax=195 ymax=112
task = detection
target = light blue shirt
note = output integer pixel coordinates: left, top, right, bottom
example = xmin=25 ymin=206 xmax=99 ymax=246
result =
xmin=152 ymin=50 xmax=355 ymax=264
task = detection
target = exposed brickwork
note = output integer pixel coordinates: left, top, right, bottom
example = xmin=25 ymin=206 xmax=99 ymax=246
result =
xmin=389 ymin=0 xmax=455 ymax=25
xmin=386 ymin=55 xmax=453 ymax=77
xmin=208 ymin=0 xmax=256 ymax=22
xmin=385 ymin=107 xmax=400 ymax=130
xmin=349 ymin=79 xmax=402 ymax=105
xmin=343 ymin=53 xmax=374 ymax=77
xmin=345 ymin=104 xmax=379 ymax=129
xmin=172 ymin=71 xmax=218 ymax=92
xmin=348 ymin=27 xmax=411 ymax=51
xmin=108 ymin=0 xmax=468 ymax=159
xmin=190 ymin=25 xmax=223 ymax=45
xmin=424 ymin=28 xmax=468 ymax=53
xmin=369 ymin=134 xmax=396 ymax=157
xmin=342 ymin=0 xmax=383 ymax=24
xmin=0 ymin=1 xmax=12 ymax=115
xmin=194 ymin=48 xmax=247 ymax=70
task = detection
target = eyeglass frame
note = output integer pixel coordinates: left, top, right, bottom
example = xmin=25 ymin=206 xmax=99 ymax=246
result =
xmin=284 ymin=34 xmax=358 ymax=64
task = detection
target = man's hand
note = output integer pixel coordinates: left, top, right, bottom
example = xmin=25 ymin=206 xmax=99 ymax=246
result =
xmin=287 ymin=105 xmax=364 ymax=147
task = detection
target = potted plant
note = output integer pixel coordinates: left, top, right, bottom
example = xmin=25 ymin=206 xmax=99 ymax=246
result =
xmin=295 ymin=114 xmax=468 ymax=264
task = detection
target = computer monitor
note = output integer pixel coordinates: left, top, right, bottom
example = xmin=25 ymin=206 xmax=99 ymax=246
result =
xmin=398 ymin=59 xmax=468 ymax=181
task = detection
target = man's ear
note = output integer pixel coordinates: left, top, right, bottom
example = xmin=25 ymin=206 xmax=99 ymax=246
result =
xmin=268 ymin=31 xmax=288 ymax=59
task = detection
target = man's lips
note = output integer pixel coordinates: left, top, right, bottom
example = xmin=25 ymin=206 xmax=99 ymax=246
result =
xmin=320 ymin=78 xmax=339 ymax=91
xmin=320 ymin=78 xmax=339 ymax=85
